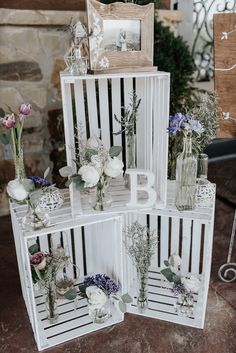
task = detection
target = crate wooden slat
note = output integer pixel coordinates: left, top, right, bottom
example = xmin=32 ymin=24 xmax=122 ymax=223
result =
xmin=60 ymin=71 xmax=170 ymax=216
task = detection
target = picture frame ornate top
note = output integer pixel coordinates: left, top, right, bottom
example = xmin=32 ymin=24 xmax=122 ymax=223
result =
xmin=86 ymin=0 xmax=156 ymax=73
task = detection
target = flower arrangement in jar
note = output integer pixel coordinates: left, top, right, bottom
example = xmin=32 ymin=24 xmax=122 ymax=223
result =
xmin=60 ymin=135 xmax=123 ymax=211
xmin=161 ymin=254 xmax=201 ymax=318
xmin=78 ymin=273 xmax=132 ymax=324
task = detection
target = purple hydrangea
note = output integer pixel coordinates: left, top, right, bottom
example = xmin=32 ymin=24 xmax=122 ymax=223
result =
xmin=84 ymin=274 xmax=120 ymax=295
xmin=28 ymin=176 xmax=51 ymax=187
xmin=167 ymin=113 xmax=204 ymax=136
xmin=171 ymin=282 xmax=187 ymax=296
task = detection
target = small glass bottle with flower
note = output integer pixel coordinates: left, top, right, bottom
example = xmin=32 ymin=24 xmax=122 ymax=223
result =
xmin=0 ymin=103 xmax=32 ymax=180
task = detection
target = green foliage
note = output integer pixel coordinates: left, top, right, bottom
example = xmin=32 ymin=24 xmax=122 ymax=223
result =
xmin=0 ymin=131 xmax=10 ymax=145
xmin=154 ymin=20 xmax=195 ymax=114
xmin=28 ymin=243 xmax=39 ymax=255
xmin=109 ymin=146 xmax=122 ymax=157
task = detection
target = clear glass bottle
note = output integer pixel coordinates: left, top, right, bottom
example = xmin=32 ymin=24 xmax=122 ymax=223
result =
xmin=197 ymin=153 xmax=208 ymax=179
xmin=136 ymin=269 xmax=148 ymax=312
xmin=175 ymin=136 xmax=197 ymax=211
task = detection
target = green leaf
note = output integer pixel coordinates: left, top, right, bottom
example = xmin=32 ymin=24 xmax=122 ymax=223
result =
xmin=29 ymin=189 xmax=43 ymax=206
xmin=65 ymin=179 xmax=72 ymax=187
xmin=85 ymin=149 xmax=98 ymax=162
xmin=164 ymin=260 xmax=169 ymax=267
xmin=70 ymin=175 xmax=85 ymax=191
xmin=28 ymin=243 xmax=39 ymax=255
xmin=59 ymin=166 xmax=73 ymax=177
xmin=172 ymin=274 xmax=181 ymax=284
xmin=121 ymin=293 xmax=133 ymax=304
xmin=43 ymin=167 xmax=50 ymax=179
xmin=0 ymin=132 xmax=11 ymax=144
xmin=78 ymin=284 xmax=87 ymax=295
xmin=160 ymin=268 xmax=174 ymax=282
xmin=64 ymin=288 xmax=77 ymax=300
xmin=0 ymin=108 xmax=5 ymax=117
xmin=109 ymin=146 xmax=122 ymax=157
xmin=22 ymin=179 xmax=35 ymax=192
xmin=118 ymin=300 xmax=127 ymax=313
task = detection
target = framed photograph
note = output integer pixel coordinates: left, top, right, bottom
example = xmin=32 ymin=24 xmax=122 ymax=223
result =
xmin=86 ymin=0 xmax=156 ymax=73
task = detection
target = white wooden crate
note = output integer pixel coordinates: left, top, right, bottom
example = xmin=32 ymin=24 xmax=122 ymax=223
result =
xmin=10 ymin=200 xmax=124 ymax=351
xmin=123 ymin=182 xmax=216 ymax=329
xmin=60 ymin=71 xmax=170 ymax=215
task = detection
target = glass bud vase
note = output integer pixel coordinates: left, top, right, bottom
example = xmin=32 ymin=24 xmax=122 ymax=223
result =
xmin=22 ymin=203 xmax=50 ymax=231
xmin=89 ymin=181 xmax=112 ymax=211
xmin=45 ymin=282 xmax=59 ymax=324
xmin=88 ymin=298 xmax=111 ymax=324
xmin=197 ymin=153 xmax=208 ymax=179
xmin=175 ymin=136 xmax=197 ymax=211
xmin=125 ymin=133 xmax=136 ymax=188
xmin=175 ymin=293 xmax=194 ymax=317
xmin=136 ymin=269 xmax=148 ymax=312
xmin=14 ymin=144 xmax=25 ymax=180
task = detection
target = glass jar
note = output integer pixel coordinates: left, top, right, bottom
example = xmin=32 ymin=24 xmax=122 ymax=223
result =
xmin=175 ymin=136 xmax=197 ymax=211
xmin=22 ymin=203 xmax=50 ymax=231
xmin=174 ymin=292 xmax=194 ymax=317
xmin=89 ymin=180 xmax=112 ymax=211
xmin=125 ymin=133 xmax=136 ymax=188
xmin=197 ymin=153 xmax=208 ymax=179
xmin=136 ymin=269 xmax=148 ymax=312
xmin=88 ymin=298 xmax=111 ymax=324
xmin=45 ymin=282 xmax=58 ymax=324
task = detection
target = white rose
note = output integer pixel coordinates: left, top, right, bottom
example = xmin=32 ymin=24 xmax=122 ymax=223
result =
xmin=168 ymin=254 xmax=182 ymax=274
xmin=86 ymin=136 xmax=102 ymax=150
xmin=6 ymin=179 xmax=29 ymax=202
xmin=86 ymin=285 xmax=107 ymax=310
xmin=91 ymin=154 xmax=103 ymax=175
xmin=79 ymin=165 xmax=100 ymax=188
xmin=182 ymin=276 xmax=201 ymax=293
xmin=104 ymin=157 xmax=124 ymax=178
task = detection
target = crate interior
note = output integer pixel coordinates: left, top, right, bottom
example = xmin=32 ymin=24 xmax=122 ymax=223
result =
xmin=27 ymin=218 xmax=124 ymax=350
xmin=124 ymin=212 xmax=209 ymax=328
xmin=61 ymin=73 xmax=169 ymax=214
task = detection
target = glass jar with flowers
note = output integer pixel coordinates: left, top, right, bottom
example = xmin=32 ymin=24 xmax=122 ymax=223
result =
xmin=161 ymin=254 xmax=201 ymax=318
xmin=0 ymin=103 xmax=31 ymax=180
xmin=59 ymin=135 xmax=124 ymax=212
xmin=124 ymin=221 xmax=157 ymax=312
xmin=29 ymin=243 xmax=78 ymax=324
xmin=113 ymin=90 xmax=141 ymax=188
xmin=167 ymin=113 xmax=204 ymax=211
xmin=78 ymin=273 xmax=132 ymax=324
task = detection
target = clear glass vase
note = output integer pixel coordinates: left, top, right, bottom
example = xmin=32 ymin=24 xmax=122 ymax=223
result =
xmin=137 ymin=269 xmax=148 ymax=312
xmin=14 ymin=144 xmax=25 ymax=180
xmin=197 ymin=153 xmax=208 ymax=179
xmin=22 ymin=203 xmax=50 ymax=231
xmin=125 ymin=133 xmax=136 ymax=188
xmin=175 ymin=137 xmax=197 ymax=211
xmin=89 ymin=181 xmax=112 ymax=211
xmin=45 ymin=282 xmax=59 ymax=324
xmin=174 ymin=293 xmax=194 ymax=317
xmin=88 ymin=298 xmax=111 ymax=324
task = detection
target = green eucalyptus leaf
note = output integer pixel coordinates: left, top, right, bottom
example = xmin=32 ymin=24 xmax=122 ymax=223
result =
xmin=160 ymin=268 xmax=174 ymax=282
xmin=43 ymin=166 xmax=50 ymax=179
xmin=35 ymin=267 xmax=42 ymax=281
xmin=172 ymin=274 xmax=181 ymax=284
xmin=121 ymin=293 xmax=133 ymax=304
xmin=85 ymin=148 xmax=98 ymax=162
xmin=29 ymin=189 xmax=43 ymax=206
xmin=109 ymin=146 xmax=122 ymax=157
xmin=164 ymin=260 xmax=169 ymax=267
xmin=59 ymin=166 xmax=73 ymax=177
xmin=0 ymin=132 xmax=11 ymax=144
xmin=65 ymin=179 xmax=72 ymax=187
xmin=78 ymin=284 xmax=87 ymax=295
xmin=64 ymin=288 xmax=77 ymax=300
xmin=22 ymin=179 xmax=35 ymax=192
xmin=118 ymin=300 xmax=127 ymax=313
xmin=0 ymin=108 xmax=5 ymax=117
xmin=28 ymin=243 xmax=39 ymax=255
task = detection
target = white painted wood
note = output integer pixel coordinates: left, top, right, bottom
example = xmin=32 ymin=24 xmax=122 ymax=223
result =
xmin=98 ymin=79 xmax=111 ymax=149
xmin=160 ymin=216 xmax=169 ymax=267
xmin=74 ymin=79 xmax=87 ymax=139
xmin=171 ymin=217 xmax=180 ymax=255
xmin=86 ymin=79 xmax=99 ymax=136
xmin=135 ymin=77 xmax=145 ymax=169
xmin=150 ymin=215 xmax=158 ymax=268
xmin=181 ymin=218 xmax=192 ymax=275
xmin=191 ymin=221 xmax=202 ymax=275
xmin=111 ymin=78 xmax=123 ymax=159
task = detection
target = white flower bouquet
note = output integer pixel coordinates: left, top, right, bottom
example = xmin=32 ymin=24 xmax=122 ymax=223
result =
xmin=60 ymin=136 xmax=124 ymax=211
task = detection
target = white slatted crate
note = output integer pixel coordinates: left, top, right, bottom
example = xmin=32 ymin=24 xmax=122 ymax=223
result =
xmin=123 ymin=181 xmax=216 ymax=329
xmin=10 ymin=200 xmax=124 ymax=351
xmin=60 ymin=71 xmax=170 ymax=216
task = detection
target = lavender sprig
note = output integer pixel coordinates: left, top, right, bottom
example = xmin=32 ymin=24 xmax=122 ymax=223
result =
xmin=84 ymin=274 xmax=120 ymax=295
xmin=28 ymin=176 xmax=51 ymax=187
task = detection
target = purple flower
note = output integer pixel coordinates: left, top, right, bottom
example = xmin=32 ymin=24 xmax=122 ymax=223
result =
xmin=167 ymin=113 xmax=203 ymax=136
xmin=2 ymin=114 xmax=16 ymax=129
xmin=19 ymin=103 xmax=31 ymax=116
xmin=28 ymin=176 xmax=51 ymax=187
xmin=84 ymin=274 xmax=120 ymax=295
xmin=172 ymin=283 xmax=186 ymax=296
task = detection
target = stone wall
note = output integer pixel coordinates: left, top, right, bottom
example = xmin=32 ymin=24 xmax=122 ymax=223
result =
xmin=0 ymin=9 xmax=86 ymax=215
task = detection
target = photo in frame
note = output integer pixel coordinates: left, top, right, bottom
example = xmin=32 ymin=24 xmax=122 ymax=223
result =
xmin=86 ymin=0 xmax=156 ymax=73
